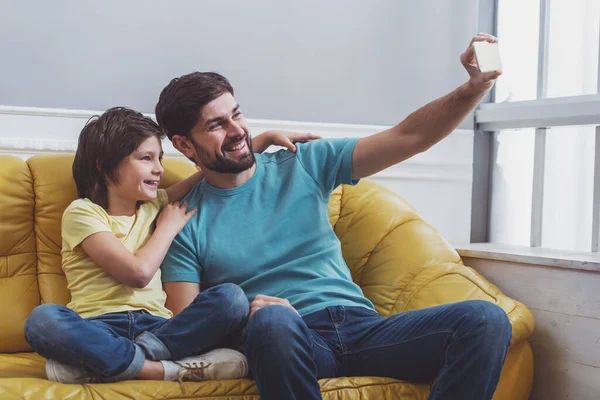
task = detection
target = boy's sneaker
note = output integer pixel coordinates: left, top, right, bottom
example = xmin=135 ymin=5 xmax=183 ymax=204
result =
xmin=47 ymin=348 xmax=248 ymax=385
xmin=46 ymin=359 xmax=104 ymax=384
xmin=163 ymin=348 xmax=249 ymax=383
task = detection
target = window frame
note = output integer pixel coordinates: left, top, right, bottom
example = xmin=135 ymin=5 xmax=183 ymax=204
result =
xmin=473 ymin=0 xmax=600 ymax=252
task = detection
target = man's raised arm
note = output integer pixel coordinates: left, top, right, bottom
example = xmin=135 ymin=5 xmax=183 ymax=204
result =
xmin=352 ymin=33 xmax=501 ymax=180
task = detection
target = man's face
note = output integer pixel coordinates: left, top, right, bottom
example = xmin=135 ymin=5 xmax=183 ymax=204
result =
xmin=187 ymin=92 xmax=255 ymax=174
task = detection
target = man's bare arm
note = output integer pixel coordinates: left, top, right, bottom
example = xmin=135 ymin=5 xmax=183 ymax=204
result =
xmin=352 ymin=33 xmax=501 ymax=180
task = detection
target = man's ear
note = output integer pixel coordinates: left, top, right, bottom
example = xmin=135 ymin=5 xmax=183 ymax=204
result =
xmin=172 ymin=135 xmax=196 ymax=159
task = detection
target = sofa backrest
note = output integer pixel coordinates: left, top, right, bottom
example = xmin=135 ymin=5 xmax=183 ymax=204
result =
xmin=1 ymin=153 xmax=488 ymax=354
xmin=0 ymin=156 xmax=39 ymax=352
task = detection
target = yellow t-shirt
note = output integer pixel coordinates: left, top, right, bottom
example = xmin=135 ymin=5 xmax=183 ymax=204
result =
xmin=61 ymin=189 xmax=172 ymax=319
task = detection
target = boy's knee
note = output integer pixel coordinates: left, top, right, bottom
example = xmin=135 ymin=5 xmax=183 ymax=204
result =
xmin=218 ymin=282 xmax=246 ymax=302
xmin=26 ymin=304 xmax=61 ymax=331
xmin=25 ymin=304 xmax=65 ymax=343
xmin=208 ymin=283 xmax=250 ymax=323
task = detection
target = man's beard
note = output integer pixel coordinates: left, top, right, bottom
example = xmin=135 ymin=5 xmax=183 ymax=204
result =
xmin=193 ymin=135 xmax=256 ymax=174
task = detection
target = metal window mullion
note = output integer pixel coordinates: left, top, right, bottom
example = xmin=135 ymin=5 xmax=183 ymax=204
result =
xmin=531 ymin=128 xmax=547 ymax=247
xmin=592 ymin=28 xmax=600 ymax=252
xmin=537 ymin=0 xmax=551 ymax=99
xmin=530 ymin=0 xmax=551 ymax=247
xmin=593 ymin=126 xmax=600 ymax=251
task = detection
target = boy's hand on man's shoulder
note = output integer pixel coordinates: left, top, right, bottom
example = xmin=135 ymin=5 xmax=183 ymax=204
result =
xmin=156 ymin=200 xmax=197 ymax=238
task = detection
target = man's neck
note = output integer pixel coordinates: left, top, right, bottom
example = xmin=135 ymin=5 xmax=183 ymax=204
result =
xmin=203 ymin=163 xmax=257 ymax=189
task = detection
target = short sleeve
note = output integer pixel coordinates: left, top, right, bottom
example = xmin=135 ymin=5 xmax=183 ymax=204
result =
xmin=161 ymin=228 xmax=202 ymax=284
xmin=294 ymin=138 xmax=360 ymax=195
xmin=61 ymin=201 xmax=112 ymax=251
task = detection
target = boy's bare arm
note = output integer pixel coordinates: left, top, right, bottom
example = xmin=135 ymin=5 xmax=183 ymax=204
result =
xmin=164 ymin=282 xmax=201 ymax=315
xmin=81 ymin=202 xmax=196 ymax=288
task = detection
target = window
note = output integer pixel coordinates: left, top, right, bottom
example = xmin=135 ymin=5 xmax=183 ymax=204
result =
xmin=477 ymin=0 xmax=600 ymax=252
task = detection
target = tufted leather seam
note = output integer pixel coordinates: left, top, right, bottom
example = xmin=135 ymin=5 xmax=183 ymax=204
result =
xmin=83 ymin=380 xmax=427 ymax=399
xmin=358 ymin=218 xmax=423 ymax=313
xmin=27 ymin=159 xmax=42 ymax=304
xmin=1 ymin=253 xmax=37 ymax=280
xmin=0 ymin=274 xmax=37 ymax=281
xmin=394 ymin=269 xmax=528 ymax=343
xmin=364 ymin=219 xmax=423 ymax=288
xmin=333 ymin=184 xmax=344 ymax=230
xmin=5 ymin=230 xmax=35 ymax=256
xmin=2 ymin=278 xmax=37 ymax=306
xmin=398 ymin=269 xmax=509 ymax=312
xmin=336 ymin=183 xmax=367 ymax=284
xmin=321 ymin=380 xmax=430 ymax=393
xmin=0 ymin=273 xmax=37 ymax=278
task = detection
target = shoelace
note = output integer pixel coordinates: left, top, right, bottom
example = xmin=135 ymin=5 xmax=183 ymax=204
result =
xmin=175 ymin=360 xmax=212 ymax=392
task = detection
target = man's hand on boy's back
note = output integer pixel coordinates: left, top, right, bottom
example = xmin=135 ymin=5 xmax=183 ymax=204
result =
xmin=253 ymin=130 xmax=322 ymax=153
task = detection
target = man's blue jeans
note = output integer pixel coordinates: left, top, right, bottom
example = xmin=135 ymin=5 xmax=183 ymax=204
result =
xmin=243 ymin=300 xmax=512 ymax=400
xmin=24 ymin=283 xmax=249 ymax=381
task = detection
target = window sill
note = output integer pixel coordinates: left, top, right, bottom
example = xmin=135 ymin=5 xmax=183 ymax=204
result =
xmin=455 ymin=243 xmax=600 ymax=272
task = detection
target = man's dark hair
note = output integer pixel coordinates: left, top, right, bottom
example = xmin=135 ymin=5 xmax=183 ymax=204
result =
xmin=155 ymin=72 xmax=234 ymax=140
xmin=72 ymin=107 xmax=164 ymax=209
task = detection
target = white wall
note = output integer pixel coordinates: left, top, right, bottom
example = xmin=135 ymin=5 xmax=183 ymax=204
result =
xmin=0 ymin=1 xmax=482 ymax=244
xmin=0 ymin=106 xmax=474 ymax=244
xmin=0 ymin=0 xmax=479 ymax=128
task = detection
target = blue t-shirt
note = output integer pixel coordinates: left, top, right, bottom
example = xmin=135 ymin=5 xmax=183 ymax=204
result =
xmin=161 ymin=138 xmax=375 ymax=316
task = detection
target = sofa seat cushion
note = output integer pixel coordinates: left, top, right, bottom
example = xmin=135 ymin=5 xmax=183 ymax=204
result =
xmin=0 ymin=343 xmax=534 ymax=400
xmin=0 ymin=375 xmax=429 ymax=400
xmin=0 ymin=352 xmax=46 ymax=379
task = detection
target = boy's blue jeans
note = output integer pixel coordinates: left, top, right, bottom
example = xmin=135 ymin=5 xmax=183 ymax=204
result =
xmin=243 ymin=300 xmax=512 ymax=400
xmin=24 ymin=283 xmax=249 ymax=381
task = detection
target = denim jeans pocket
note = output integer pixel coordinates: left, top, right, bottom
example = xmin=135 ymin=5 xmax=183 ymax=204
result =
xmin=326 ymin=306 xmax=346 ymax=326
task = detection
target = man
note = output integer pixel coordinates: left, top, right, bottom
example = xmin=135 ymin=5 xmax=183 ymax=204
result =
xmin=155 ymin=33 xmax=511 ymax=400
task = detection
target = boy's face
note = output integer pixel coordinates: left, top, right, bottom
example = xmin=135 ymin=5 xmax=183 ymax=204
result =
xmin=109 ymin=136 xmax=164 ymax=202
xmin=182 ymin=92 xmax=255 ymax=174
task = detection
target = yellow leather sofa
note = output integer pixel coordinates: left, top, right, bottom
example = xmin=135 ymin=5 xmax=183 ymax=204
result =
xmin=0 ymin=153 xmax=534 ymax=399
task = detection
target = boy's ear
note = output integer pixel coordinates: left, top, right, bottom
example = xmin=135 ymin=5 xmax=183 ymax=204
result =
xmin=172 ymin=135 xmax=196 ymax=159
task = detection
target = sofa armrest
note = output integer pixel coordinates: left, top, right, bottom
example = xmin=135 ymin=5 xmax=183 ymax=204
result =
xmin=331 ymin=180 xmax=534 ymax=345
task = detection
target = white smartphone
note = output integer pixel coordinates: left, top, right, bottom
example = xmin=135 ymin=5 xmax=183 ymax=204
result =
xmin=473 ymin=41 xmax=503 ymax=72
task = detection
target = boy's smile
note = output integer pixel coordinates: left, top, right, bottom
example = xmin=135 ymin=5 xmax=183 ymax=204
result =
xmin=106 ymin=136 xmax=164 ymax=216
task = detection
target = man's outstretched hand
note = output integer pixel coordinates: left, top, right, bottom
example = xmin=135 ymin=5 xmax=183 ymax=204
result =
xmin=461 ymin=32 xmax=502 ymax=93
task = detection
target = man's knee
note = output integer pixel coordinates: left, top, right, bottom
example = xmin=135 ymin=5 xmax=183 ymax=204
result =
xmin=459 ymin=300 xmax=512 ymax=342
xmin=244 ymin=305 xmax=308 ymax=353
